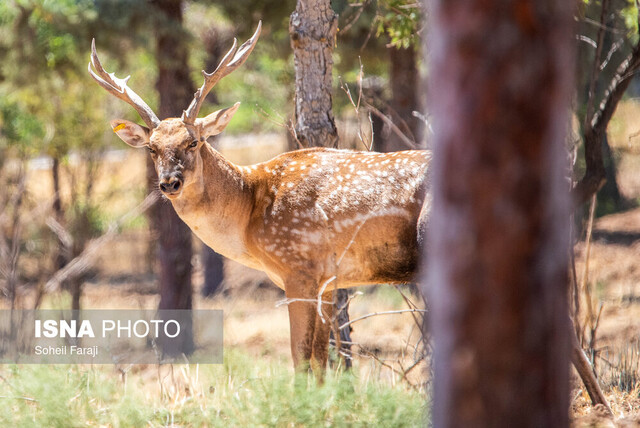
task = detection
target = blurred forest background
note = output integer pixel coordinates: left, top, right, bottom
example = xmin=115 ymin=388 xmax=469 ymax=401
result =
xmin=0 ymin=0 xmax=639 ymax=425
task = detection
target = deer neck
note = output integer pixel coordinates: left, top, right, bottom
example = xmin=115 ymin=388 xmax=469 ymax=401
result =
xmin=170 ymin=144 xmax=256 ymax=264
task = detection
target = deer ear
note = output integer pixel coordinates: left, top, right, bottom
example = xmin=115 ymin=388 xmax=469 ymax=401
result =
xmin=110 ymin=119 xmax=150 ymax=148
xmin=197 ymin=103 xmax=240 ymax=139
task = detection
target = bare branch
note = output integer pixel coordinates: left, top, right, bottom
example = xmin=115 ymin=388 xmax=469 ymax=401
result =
xmin=576 ymin=35 xmax=597 ymax=49
xmin=44 ymin=193 xmax=158 ymax=293
xmin=364 ymin=101 xmax=417 ymax=149
xmin=571 ymin=329 xmax=612 ymax=415
xmin=338 ymin=308 xmax=427 ymax=331
xmin=274 ymin=297 xmax=334 ymax=307
xmin=600 ymin=37 xmax=625 ymax=71
xmin=584 ymin=0 xmax=609 ymax=126
xmin=45 ymin=216 xmax=73 ymax=252
xmin=340 ymin=61 xmax=374 ymax=151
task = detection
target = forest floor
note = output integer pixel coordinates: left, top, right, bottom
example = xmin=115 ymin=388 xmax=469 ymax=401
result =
xmin=571 ymin=207 xmax=640 ymax=426
xmin=8 ymin=109 xmax=640 ymax=424
xmin=571 ymin=102 xmax=640 ymax=426
xmin=58 ymin=153 xmax=640 ymax=425
xmin=35 ymin=203 xmax=640 ymax=426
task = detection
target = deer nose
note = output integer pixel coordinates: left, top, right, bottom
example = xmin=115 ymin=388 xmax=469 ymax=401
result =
xmin=159 ymin=177 xmax=182 ymax=195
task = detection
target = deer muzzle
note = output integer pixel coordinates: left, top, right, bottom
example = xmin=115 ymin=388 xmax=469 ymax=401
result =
xmin=159 ymin=174 xmax=183 ymax=197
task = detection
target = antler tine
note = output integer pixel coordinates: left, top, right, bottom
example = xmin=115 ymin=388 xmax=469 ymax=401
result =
xmin=181 ymin=21 xmax=262 ymax=125
xmin=88 ymin=39 xmax=160 ymax=129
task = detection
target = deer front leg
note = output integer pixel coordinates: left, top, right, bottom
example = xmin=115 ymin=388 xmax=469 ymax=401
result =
xmin=286 ymin=288 xmax=317 ymax=373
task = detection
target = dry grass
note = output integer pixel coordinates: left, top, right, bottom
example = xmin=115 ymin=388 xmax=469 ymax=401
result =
xmin=567 ymin=100 xmax=640 ymax=424
xmin=8 ymin=113 xmax=640 ymax=424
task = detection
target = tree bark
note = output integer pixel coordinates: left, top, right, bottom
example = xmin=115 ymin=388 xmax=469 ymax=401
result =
xmin=152 ymin=0 xmax=194 ymax=355
xmin=290 ymin=0 xmax=351 ymax=368
xmin=573 ymin=34 xmax=640 ymax=207
xmin=290 ymin=0 xmax=339 ymax=149
xmin=424 ymin=1 xmax=574 ymax=426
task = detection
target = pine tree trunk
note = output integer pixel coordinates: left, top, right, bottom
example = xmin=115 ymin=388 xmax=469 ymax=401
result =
xmin=290 ymin=0 xmax=339 ymax=149
xmin=424 ymin=0 xmax=573 ymax=426
xmin=152 ymin=0 xmax=194 ymax=355
xmin=290 ymin=0 xmax=351 ymax=368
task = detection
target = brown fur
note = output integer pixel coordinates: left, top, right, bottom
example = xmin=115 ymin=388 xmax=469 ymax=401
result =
xmin=144 ymin=131 xmax=432 ymax=375
xmin=93 ymin=24 xmax=431 ymax=376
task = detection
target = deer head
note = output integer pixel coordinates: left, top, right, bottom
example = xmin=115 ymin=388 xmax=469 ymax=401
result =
xmin=89 ymin=22 xmax=261 ymax=198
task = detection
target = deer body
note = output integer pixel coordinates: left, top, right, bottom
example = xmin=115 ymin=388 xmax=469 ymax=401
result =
xmin=174 ymin=142 xmax=430 ymax=291
xmin=89 ymin=23 xmax=430 ymax=375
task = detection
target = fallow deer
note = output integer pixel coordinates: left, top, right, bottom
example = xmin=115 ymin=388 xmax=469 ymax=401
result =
xmin=89 ymin=22 xmax=431 ymax=376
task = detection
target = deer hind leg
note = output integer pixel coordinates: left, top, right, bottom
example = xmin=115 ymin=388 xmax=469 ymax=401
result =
xmin=310 ymin=292 xmax=334 ymax=382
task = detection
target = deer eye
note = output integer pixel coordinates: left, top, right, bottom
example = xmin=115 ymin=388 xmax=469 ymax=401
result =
xmin=188 ymin=140 xmax=198 ymax=149
xmin=148 ymin=146 xmax=156 ymax=155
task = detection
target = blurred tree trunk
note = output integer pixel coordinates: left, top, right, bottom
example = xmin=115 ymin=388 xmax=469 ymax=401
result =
xmin=202 ymin=246 xmax=224 ymax=297
xmin=379 ymin=45 xmax=421 ymax=152
xmin=575 ymin=0 xmax=624 ymax=213
xmin=290 ymin=0 xmax=351 ymax=368
xmin=151 ymin=0 xmax=194 ymax=355
xmin=600 ymin=133 xmax=623 ymax=211
xmin=424 ymin=0 xmax=573 ymax=426
xmin=199 ymin=24 xmax=227 ymax=298
xmin=573 ymin=0 xmax=640 ymax=209
xmin=51 ymin=156 xmax=67 ymax=270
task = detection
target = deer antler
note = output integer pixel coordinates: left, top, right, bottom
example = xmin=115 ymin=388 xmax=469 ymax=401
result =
xmin=88 ymin=39 xmax=160 ymax=129
xmin=181 ymin=21 xmax=262 ymax=126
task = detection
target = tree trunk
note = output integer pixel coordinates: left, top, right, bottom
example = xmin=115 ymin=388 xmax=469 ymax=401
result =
xmin=572 ymin=1 xmax=640 ymax=206
xmin=424 ymin=1 xmax=573 ymax=426
xmin=51 ymin=156 xmax=67 ymax=270
xmin=600 ymin=133 xmax=623 ymax=213
xmin=290 ymin=0 xmax=351 ymax=368
xmin=152 ymin=0 xmax=194 ymax=355
xmin=595 ymin=3 xmax=625 ymax=213
xmin=385 ymin=45 xmax=421 ymax=151
xmin=290 ymin=0 xmax=339 ymax=149
xmin=202 ymin=245 xmax=224 ymax=297
xmin=199 ymin=22 xmax=227 ymax=298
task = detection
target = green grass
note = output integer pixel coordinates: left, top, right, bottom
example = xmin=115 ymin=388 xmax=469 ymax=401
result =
xmin=362 ymin=284 xmax=418 ymax=310
xmin=0 ymin=348 xmax=427 ymax=427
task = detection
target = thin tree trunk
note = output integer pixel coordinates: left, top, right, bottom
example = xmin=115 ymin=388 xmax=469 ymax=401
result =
xmin=51 ymin=156 xmax=66 ymax=270
xmin=600 ymin=133 xmax=623 ymax=211
xmin=152 ymin=0 xmax=194 ymax=355
xmin=202 ymin=246 xmax=224 ymax=297
xmin=199 ymin=23 xmax=227 ymax=298
xmin=424 ymin=0 xmax=574 ymax=426
xmin=290 ymin=0 xmax=351 ymax=368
